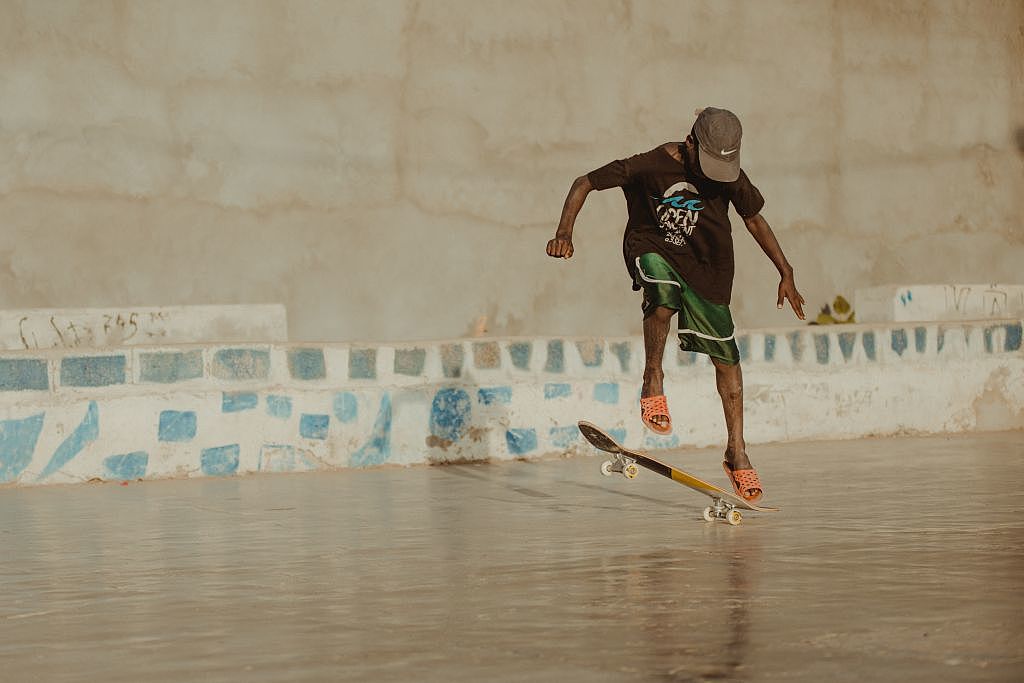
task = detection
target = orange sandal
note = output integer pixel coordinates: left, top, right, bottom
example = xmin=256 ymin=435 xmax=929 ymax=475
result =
xmin=722 ymin=462 xmax=763 ymax=503
xmin=640 ymin=395 xmax=672 ymax=435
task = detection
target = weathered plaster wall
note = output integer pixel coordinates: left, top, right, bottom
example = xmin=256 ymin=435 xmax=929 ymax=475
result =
xmin=1 ymin=1 xmax=1021 ymax=342
xmin=0 ymin=319 xmax=1021 ymax=487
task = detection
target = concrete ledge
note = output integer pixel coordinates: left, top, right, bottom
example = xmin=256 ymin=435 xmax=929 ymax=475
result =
xmin=0 ymin=319 xmax=1021 ymax=486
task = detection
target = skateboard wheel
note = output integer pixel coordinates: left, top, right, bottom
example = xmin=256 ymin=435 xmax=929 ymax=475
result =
xmin=726 ymin=509 xmax=742 ymax=526
xmin=600 ymin=461 xmax=614 ymax=477
xmin=702 ymin=506 xmax=714 ymax=522
xmin=623 ymin=463 xmax=639 ymax=479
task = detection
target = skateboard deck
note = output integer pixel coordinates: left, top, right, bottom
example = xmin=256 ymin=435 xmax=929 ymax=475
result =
xmin=578 ymin=420 xmax=778 ymax=524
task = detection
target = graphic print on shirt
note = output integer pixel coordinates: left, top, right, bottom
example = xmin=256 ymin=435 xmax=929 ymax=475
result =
xmin=656 ymin=182 xmax=703 ymax=247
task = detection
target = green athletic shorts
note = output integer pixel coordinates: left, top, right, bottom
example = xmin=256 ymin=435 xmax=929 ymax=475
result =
xmin=634 ymin=252 xmax=740 ymax=365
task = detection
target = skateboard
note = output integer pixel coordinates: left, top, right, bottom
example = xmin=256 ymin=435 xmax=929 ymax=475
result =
xmin=577 ymin=420 xmax=778 ymax=525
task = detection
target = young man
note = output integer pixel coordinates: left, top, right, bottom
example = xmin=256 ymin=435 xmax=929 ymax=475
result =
xmin=546 ymin=107 xmax=805 ymax=502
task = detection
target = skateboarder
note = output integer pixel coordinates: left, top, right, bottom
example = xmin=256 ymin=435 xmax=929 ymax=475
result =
xmin=546 ymin=107 xmax=805 ymax=502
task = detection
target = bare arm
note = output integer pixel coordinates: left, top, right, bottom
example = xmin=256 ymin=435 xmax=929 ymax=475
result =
xmin=546 ymin=175 xmax=594 ymax=259
xmin=742 ymin=213 xmax=806 ymax=320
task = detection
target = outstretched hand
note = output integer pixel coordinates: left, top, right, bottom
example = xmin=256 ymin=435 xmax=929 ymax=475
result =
xmin=777 ymin=275 xmax=805 ymax=320
xmin=546 ymin=237 xmax=574 ymax=259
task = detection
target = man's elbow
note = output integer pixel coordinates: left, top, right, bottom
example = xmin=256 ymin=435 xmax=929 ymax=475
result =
xmin=573 ymin=175 xmax=594 ymax=194
xmin=743 ymin=212 xmax=765 ymax=232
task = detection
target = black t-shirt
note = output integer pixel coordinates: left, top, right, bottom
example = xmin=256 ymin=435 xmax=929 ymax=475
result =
xmin=587 ymin=144 xmax=764 ymax=304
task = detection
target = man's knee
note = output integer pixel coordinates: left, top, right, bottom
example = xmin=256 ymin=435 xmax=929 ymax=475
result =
xmin=645 ymin=305 xmax=677 ymax=323
xmin=711 ymin=357 xmax=741 ymax=371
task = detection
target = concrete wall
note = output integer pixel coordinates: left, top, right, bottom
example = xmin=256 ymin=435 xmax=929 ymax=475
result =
xmin=0 ymin=319 xmax=1020 ymax=487
xmin=1 ymin=1 xmax=1022 ymax=342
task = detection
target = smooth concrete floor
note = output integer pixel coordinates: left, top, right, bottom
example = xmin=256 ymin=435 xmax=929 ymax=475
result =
xmin=1 ymin=431 xmax=1022 ymax=682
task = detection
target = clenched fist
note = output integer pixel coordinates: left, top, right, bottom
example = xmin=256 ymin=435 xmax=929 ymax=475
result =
xmin=546 ymin=237 xmax=574 ymax=259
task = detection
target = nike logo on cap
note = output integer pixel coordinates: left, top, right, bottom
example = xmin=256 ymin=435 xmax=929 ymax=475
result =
xmin=721 ymin=148 xmax=738 ymax=156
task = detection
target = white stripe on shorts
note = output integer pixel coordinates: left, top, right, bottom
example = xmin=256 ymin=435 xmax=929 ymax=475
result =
xmin=678 ymin=328 xmax=735 ymax=342
xmin=634 ymin=256 xmax=681 ymax=289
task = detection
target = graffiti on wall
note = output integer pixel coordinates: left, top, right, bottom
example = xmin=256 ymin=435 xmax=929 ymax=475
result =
xmin=13 ymin=312 xmax=172 ymax=350
xmin=941 ymin=285 xmax=1024 ymax=319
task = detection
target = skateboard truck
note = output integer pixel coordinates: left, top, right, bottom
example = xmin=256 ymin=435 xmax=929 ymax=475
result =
xmin=702 ymin=498 xmax=743 ymax=526
xmin=599 ymin=452 xmax=640 ymax=479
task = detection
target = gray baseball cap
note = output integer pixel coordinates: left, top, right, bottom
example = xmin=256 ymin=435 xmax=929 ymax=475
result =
xmin=692 ymin=107 xmax=742 ymax=182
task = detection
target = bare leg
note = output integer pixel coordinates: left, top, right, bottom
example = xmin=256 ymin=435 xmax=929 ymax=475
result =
xmin=711 ymin=358 xmax=753 ymax=471
xmin=641 ymin=306 xmax=675 ymax=430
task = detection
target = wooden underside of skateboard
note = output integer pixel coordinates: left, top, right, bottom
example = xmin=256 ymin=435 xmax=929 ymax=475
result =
xmin=578 ymin=421 xmax=778 ymax=525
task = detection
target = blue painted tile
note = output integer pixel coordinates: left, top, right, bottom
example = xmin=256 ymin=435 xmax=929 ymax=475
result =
xmin=348 ymin=348 xmax=377 ymax=379
xmin=610 ymin=342 xmax=631 ymax=372
xmin=862 ymin=331 xmax=877 ymax=361
xmin=838 ymin=332 xmax=856 ymax=361
xmin=201 ymin=444 xmax=240 ymax=477
xmin=266 ymin=395 xmax=292 ymax=420
xmin=575 ymin=341 xmax=604 ymax=367
xmin=643 ymin=433 xmax=680 ymax=449
xmin=1005 ymin=323 xmax=1022 ymax=352
xmin=937 ymin=327 xmax=947 ymax=354
xmin=212 ymin=349 xmax=270 ymax=381
xmin=60 ymin=355 xmax=126 ymax=387
xmin=506 ymin=428 xmax=537 ymax=455
xmin=594 ymin=383 xmax=619 ymax=404
xmin=813 ymin=334 xmax=830 ymax=365
xmin=609 ymin=428 xmax=626 ymax=443
xmin=104 ymin=452 xmax=148 ymax=480
xmin=981 ymin=324 xmax=1021 ymax=354
xmin=544 ymin=340 xmax=565 ymax=373
xmin=737 ymin=335 xmax=750 ymax=362
xmin=140 ymin=351 xmax=202 ymax=384
xmin=39 ymin=402 xmax=99 ymax=480
xmin=219 ymin=350 xmax=268 ymax=383
xmin=222 ymin=392 xmax=258 ymax=413
xmin=0 ymin=413 xmax=45 ymax=483
xmin=472 ymin=342 xmax=501 ymax=369
xmin=0 ymin=358 xmax=48 ymax=391
xmin=350 ymin=394 xmax=393 ymax=467
xmin=787 ymin=332 xmax=804 ymax=362
xmin=509 ymin=342 xmax=532 ymax=370
xmin=158 ymin=411 xmax=196 ymax=442
xmin=478 ymin=386 xmax=513 ymax=405
xmin=549 ymin=426 xmax=579 ymax=449
xmin=891 ymin=329 xmax=908 ymax=356
xmin=764 ymin=334 xmax=777 ymax=362
xmin=544 ymin=382 xmax=571 ymax=399
xmin=299 ymin=414 xmax=330 ymax=440
xmin=333 ymin=392 xmax=358 ymax=423
xmin=441 ymin=343 xmax=464 ymax=378
xmin=430 ymin=388 xmax=471 ymax=443
xmin=914 ymin=327 xmax=927 ymax=354
xmin=394 ymin=348 xmax=426 ymax=376
xmin=259 ymin=444 xmax=315 ymax=473
xmin=287 ymin=348 xmax=326 ymax=380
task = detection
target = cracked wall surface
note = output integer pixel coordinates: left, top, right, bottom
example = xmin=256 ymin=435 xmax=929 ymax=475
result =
xmin=1 ymin=1 xmax=1022 ymax=342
